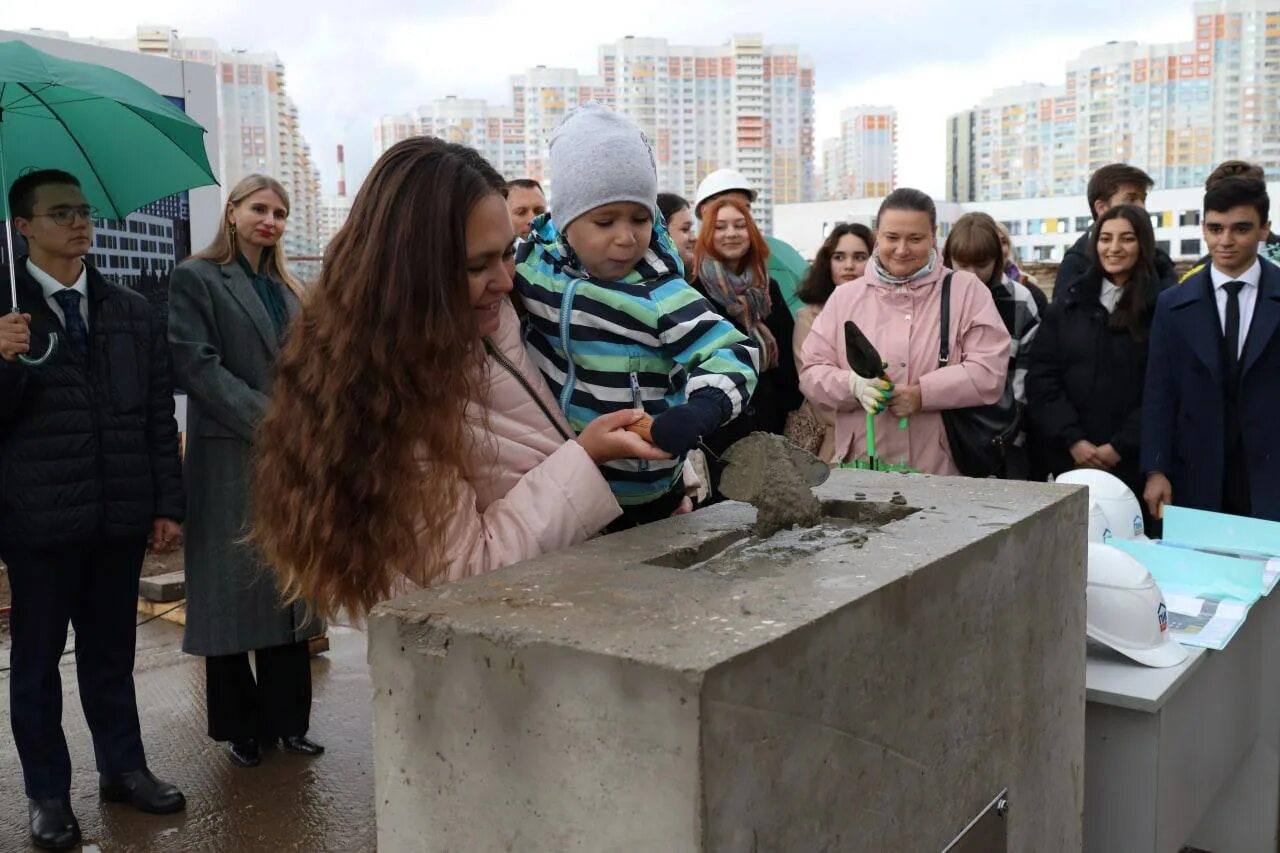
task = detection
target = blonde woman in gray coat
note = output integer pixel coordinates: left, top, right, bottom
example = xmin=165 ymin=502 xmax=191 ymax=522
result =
xmin=168 ymin=175 xmax=323 ymax=769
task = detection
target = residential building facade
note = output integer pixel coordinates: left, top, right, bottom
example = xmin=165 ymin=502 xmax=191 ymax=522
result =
xmin=76 ymin=26 xmax=327 ymax=263
xmin=374 ymin=34 xmax=815 ymax=234
xmin=776 ymin=181 xmax=1280 ymax=266
xmin=820 ymin=106 xmax=897 ymax=200
xmin=947 ymin=0 xmax=1280 ymax=202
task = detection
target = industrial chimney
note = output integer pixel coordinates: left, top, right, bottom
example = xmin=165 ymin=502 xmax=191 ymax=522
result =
xmin=336 ymin=144 xmax=347 ymax=198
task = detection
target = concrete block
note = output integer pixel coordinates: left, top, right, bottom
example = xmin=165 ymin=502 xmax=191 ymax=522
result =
xmin=370 ymin=471 xmax=1087 ymax=851
xmin=138 ymin=570 xmax=185 ymax=602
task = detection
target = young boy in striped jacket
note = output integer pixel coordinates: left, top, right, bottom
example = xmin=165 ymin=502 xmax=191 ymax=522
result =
xmin=516 ymin=104 xmax=759 ymax=529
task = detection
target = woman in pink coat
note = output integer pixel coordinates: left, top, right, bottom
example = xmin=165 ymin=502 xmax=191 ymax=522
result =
xmin=799 ymin=189 xmax=1011 ymax=475
xmin=251 ymin=137 xmax=667 ymax=620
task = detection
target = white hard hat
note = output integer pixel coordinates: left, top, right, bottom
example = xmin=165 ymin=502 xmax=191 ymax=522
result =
xmin=1056 ymin=469 xmax=1148 ymax=544
xmin=694 ymin=169 xmax=756 ymax=216
xmin=1087 ymin=542 xmax=1188 ymax=668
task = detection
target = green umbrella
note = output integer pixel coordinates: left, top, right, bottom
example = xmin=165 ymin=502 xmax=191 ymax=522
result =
xmin=765 ymin=235 xmax=808 ymax=318
xmin=0 ymin=39 xmax=217 ymax=364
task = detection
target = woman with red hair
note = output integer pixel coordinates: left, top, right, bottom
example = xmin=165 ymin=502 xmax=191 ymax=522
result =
xmin=692 ymin=196 xmax=802 ymax=496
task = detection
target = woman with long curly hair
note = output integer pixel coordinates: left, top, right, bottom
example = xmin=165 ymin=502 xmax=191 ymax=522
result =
xmin=170 ymin=174 xmax=322 ymax=769
xmin=251 ymin=137 xmax=664 ymax=625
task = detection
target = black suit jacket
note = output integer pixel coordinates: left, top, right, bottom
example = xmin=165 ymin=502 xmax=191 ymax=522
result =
xmin=0 ymin=259 xmax=184 ymax=548
xmin=1142 ymin=261 xmax=1280 ymax=520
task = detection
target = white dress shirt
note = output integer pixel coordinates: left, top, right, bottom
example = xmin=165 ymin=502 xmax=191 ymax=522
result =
xmin=26 ymin=259 xmax=89 ymax=331
xmin=1211 ymin=258 xmax=1261 ymax=358
xmin=1099 ymin=278 xmax=1121 ymax=314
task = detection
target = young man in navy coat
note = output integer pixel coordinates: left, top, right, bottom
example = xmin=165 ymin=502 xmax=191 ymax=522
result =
xmin=0 ymin=170 xmax=186 ymax=850
xmin=1142 ymin=178 xmax=1278 ymax=522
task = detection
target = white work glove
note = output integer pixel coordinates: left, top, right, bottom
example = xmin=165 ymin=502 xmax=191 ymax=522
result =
xmin=848 ymin=371 xmax=892 ymax=415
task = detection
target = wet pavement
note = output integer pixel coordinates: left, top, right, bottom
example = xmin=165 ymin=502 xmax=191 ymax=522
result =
xmin=0 ymin=621 xmax=375 ymax=852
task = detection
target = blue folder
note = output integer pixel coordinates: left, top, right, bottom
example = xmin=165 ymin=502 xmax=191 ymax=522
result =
xmin=1109 ymin=538 xmax=1264 ymax=604
xmin=1163 ymin=506 xmax=1280 ymax=560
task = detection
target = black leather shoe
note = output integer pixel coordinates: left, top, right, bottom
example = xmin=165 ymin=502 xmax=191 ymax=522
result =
xmin=99 ymin=768 xmax=186 ymax=814
xmin=228 ymin=739 xmax=262 ymax=767
xmin=28 ymin=797 xmax=80 ymax=851
xmin=280 ymin=735 xmax=325 ymax=756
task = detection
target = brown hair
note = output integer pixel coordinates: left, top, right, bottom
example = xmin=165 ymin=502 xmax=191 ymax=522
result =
xmin=252 ymin=137 xmax=506 ymax=620
xmin=942 ymin=212 xmax=1005 ymax=285
xmin=693 ymin=196 xmax=770 ymax=284
xmin=195 ymin=174 xmax=304 ymax=298
xmin=1205 ymin=160 xmax=1266 ymax=189
xmin=796 ymin=222 xmax=874 ymax=305
xmin=1086 ymin=164 xmax=1154 ymax=220
xmin=504 ymin=177 xmax=544 ymax=198
xmin=1089 ymin=204 xmax=1157 ymax=337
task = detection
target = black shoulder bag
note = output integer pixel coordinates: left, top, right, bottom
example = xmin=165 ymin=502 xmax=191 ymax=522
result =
xmin=937 ymin=273 xmax=1020 ymax=478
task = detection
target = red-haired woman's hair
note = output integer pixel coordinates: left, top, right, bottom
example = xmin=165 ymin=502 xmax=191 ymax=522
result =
xmin=693 ymin=196 xmax=770 ymax=283
xmin=252 ymin=136 xmax=506 ymax=621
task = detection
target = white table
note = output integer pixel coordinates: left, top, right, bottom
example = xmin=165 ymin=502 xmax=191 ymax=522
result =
xmin=1084 ymin=590 xmax=1280 ymax=852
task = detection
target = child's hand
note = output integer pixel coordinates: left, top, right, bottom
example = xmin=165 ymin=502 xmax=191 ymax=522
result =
xmin=650 ymin=396 xmax=724 ymax=456
xmin=577 ymin=410 xmax=671 ymax=464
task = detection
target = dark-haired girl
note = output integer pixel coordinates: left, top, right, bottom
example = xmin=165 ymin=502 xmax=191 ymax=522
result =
xmin=791 ymin=223 xmax=874 ymax=460
xmin=1027 ymin=203 xmax=1177 ymax=498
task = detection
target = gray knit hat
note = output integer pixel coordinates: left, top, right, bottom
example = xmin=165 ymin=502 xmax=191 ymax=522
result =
xmin=549 ymin=102 xmax=657 ymax=230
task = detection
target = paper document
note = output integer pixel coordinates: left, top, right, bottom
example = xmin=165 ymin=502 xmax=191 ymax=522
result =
xmin=1162 ymin=594 xmax=1250 ymax=650
xmin=1110 ymin=539 xmax=1265 ymax=604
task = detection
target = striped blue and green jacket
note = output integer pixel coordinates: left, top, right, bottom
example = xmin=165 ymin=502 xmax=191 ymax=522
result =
xmin=516 ymin=213 xmax=759 ymax=507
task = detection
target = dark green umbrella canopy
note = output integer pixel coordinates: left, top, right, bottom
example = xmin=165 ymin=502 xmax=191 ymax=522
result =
xmin=0 ymin=39 xmax=216 ymax=220
xmin=765 ymin=235 xmax=809 ymax=318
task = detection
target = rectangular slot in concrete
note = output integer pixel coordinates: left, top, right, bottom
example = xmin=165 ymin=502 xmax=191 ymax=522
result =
xmin=645 ymin=499 xmax=919 ymax=573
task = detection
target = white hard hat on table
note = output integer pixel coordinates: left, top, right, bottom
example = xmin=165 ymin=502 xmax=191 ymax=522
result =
xmin=1086 ymin=542 xmax=1188 ymax=668
xmin=694 ymin=169 xmax=757 ymax=216
xmin=1056 ymin=469 xmax=1149 ymax=544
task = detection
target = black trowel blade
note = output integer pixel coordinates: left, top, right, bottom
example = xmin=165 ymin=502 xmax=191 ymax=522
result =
xmin=844 ymin=320 xmax=885 ymax=379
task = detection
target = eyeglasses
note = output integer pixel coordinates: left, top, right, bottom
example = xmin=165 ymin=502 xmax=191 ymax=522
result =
xmin=32 ymin=206 xmax=98 ymax=227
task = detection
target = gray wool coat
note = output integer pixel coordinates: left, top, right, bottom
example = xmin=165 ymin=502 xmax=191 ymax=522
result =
xmin=168 ymin=258 xmax=322 ymax=657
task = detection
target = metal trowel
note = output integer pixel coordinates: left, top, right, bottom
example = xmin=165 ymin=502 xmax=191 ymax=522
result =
xmin=844 ymin=320 xmax=895 ymax=467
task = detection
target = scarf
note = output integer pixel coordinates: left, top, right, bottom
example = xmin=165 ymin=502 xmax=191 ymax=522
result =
xmin=697 ymin=256 xmax=778 ymax=369
xmin=870 ymin=248 xmax=937 ymax=286
xmin=236 ymin=253 xmax=289 ymax=342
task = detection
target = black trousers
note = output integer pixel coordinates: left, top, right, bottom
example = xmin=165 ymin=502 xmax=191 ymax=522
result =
xmin=1 ymin=540 xmax=148 ymax=799
xmin=204 ymin=641 xmax=312 ymax=742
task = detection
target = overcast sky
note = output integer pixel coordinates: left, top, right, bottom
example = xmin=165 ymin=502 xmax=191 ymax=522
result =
xmin=4 ymin=0 xmax=1195 ymax=197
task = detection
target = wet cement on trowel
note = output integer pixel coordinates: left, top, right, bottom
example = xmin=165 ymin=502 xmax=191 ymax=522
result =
xmin=719 ymin=432 xmax=828 ymax=537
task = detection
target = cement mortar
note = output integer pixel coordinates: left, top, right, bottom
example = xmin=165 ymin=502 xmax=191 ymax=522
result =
xmin=371 ymin=471 xmax=1088 ymax=851
xmin=719 ymin=432 xmax=825 ymax=537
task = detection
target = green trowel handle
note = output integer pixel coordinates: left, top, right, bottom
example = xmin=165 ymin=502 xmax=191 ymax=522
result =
xmin=898 ymin=417 xmax=908 ymax=430
xmin=865 ymin=410 xmax=877 ymax=459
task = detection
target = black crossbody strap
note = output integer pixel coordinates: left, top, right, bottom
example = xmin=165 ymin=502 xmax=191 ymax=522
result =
xmin=938 ymin=272 xmax=954 ymax=367
xmin=482 ymin=337 xmax=574 ymax=442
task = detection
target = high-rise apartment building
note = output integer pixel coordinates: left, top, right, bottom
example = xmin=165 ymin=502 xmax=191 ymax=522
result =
xmin=374 ymin=96 xmax=526 ymax=178
xmin=50 ymin=26 xmax=327 ymax=263
xmin=947 ymin=0 xmax=1280 ymax=202
xmin=509 ymin=66 xmax=609 ymax=184
xmin=819 ymin=106 xmax=897 ymax=200
xmin=375 ymin=34 xmax=814 ymax=233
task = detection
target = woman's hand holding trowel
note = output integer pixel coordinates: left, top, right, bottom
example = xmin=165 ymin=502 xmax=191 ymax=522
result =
xmin=848 ymin=371 xmax=892 ymax=414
